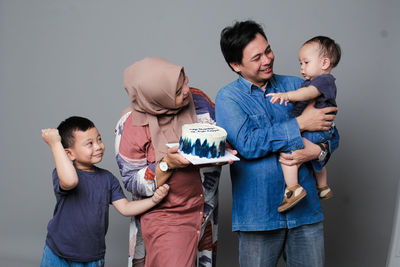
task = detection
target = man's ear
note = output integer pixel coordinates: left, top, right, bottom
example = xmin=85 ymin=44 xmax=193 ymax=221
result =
xmin=65 ymin=148 xmax=75 ymax=161
xmin=229 ymin=62 xmax=241 ymax=73
xmin=321 ymin=57 xmax=331 ymax=70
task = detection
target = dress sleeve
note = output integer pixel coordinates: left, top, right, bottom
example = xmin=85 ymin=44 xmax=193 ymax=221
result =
xmin=114 ymin=112 xmax=157 ymax=198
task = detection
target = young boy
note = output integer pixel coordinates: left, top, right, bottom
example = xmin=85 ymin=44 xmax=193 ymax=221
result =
xmin=267 ymin=36 xmax=341 ymax=213
xmin=40 ymin=116 xmax=169 ymax=267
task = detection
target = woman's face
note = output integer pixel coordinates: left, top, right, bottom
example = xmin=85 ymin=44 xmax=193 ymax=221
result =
xmin=175 ymin=72 xmax=190 ymax=108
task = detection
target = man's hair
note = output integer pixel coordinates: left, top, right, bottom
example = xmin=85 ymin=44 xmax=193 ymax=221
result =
xmin=220 ymin=20 xmax=268 ymax=72
xmin=57 ymin=116 xmax=95 ymax=148
xmin=304 ymin=36 xmax=341 ymax=68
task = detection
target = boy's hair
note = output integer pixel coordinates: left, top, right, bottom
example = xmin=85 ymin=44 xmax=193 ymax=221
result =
xmin=304 ymin=36 xmax=341 ymax=68
xmin=57 ymin=116 xmax=95 ymax=148
xmin=220 ymin=20 xmax=268 ymax=72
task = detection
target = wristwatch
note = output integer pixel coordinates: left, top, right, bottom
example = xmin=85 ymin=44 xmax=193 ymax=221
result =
xmin=317 ymin=143 xmax=328 ymax=162
xmin=159 ymin=157 xmax=171 ymax=172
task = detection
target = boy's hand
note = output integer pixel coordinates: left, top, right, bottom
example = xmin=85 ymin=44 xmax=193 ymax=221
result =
xmin=152 ymin=184 xmax=170 ymax=204
xmin=41 ymin=128 xmax=62 ymax=147
xmin=266 ymin=92 xmax=290 ymax=106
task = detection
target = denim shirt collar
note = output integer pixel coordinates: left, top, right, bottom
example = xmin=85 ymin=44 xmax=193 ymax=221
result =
xmin=238 ymin=75 xmax=277 ymax=95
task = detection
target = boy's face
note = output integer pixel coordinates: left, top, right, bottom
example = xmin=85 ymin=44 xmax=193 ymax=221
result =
xmin=229 ymin=33 xmax=275 ymax=89
xmin=66 ymin=127 xmax=105 ymax=171
xmin=299 ymin=42 xmax=329 ymax=80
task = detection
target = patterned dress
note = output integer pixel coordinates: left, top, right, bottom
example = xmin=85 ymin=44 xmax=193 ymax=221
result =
xmin=114 ymin=88 xmax=220 ymax=267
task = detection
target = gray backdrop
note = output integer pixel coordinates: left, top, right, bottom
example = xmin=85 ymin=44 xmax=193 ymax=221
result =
xmin=1 ymin=0 xmax=399 ymax=266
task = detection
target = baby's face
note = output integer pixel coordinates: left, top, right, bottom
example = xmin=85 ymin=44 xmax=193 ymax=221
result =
xmin=68 ymin=127 xmax=105 ymax=171
xmin=298 ymin=42 xmax=326 ymax=80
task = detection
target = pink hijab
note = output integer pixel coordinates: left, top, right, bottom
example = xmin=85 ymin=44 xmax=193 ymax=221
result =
xmin=123 ymin=57 xmax=197 ymax=161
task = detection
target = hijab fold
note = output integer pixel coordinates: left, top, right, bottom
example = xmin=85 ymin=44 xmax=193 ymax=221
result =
xmin=124 ymin=57 xmax=197 ymax=161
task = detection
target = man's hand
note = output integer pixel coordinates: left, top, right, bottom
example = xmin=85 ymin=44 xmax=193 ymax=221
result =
xmin=151 ymin=184 xmax=170 ymax=204
xmin=41 ymin=128 xmax=62 ymax=147
xmin=279 ymin=138 xmax=320 ymax=166
xmin=296 ymin=101 xmax=337 ymax=132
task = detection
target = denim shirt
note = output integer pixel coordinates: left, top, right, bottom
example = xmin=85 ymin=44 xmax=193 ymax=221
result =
xmin=215 ymin=74 xmax=339 ymax=231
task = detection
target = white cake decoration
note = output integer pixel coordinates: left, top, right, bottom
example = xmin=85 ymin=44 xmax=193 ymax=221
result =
xmin=179 ymin=123 xmax=227 ymax=159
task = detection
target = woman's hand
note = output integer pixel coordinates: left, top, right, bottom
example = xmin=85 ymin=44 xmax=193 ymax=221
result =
xmin=163 ymin=145 xmax=190 ymax=169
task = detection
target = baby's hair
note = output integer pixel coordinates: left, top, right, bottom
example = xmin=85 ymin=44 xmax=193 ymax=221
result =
xmin=304 ymin=36 xmax=341 ymax=68
xmin=57 ymin=116 xmax=95 ymax=148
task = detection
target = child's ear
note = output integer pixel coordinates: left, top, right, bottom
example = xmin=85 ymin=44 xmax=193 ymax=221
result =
xmin=321 ymin=57 xmax=331 ymax=70
xmin=65 ymin=148 xmax=75 ymax=161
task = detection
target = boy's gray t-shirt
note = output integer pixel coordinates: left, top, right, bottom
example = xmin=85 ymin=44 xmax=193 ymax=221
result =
xmin=45 ymin=167 xmax=125 ymax=262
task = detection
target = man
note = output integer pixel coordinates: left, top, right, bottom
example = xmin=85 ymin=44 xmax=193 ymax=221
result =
xmin=215 ymin=20 xmax=339 ymax=267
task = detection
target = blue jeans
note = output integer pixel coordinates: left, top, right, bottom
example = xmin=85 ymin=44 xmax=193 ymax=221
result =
xmin=40 ymin=244 xmax=105 ymax=267
xmin=238 ymin=222 xmax=324 ymax=267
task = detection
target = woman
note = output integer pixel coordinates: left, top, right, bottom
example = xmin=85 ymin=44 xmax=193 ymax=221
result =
xmin=114 ymin=58 xmax=227 ymax=267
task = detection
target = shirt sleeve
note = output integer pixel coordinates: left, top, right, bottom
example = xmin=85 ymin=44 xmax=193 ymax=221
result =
xmin=310 ymin=75 xmax=336 ymax=100
xmin=215 ymin=89 xmax=304 ymax=160
xmin=52 ymin=168 xmax=73 ymax=196
xmin=110 ymin=173 xmax=126 ymax=203
xmin=114 ymin=113 xmax=157 ymax=198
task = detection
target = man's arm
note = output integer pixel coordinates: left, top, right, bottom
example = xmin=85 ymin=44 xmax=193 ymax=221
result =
xmin=280 ymin=102 xmax=339 ymax=167
xmin=41 ymin=129 xmax=78 ymax=190
xmin=296 ymin=102 xmax=337 ymax=132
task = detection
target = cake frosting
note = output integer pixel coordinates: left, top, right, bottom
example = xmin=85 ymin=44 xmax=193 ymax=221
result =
xmin=179 ymin=123 xmax=227 ymax=159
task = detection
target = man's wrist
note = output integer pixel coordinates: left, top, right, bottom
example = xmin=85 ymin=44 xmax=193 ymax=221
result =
xmin=296 ymin=116 xmax=305 ymax=132
xmin=317 ymin=142 xmax=328 ymax=162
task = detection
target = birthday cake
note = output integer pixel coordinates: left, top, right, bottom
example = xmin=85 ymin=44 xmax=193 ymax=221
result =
xmin=179 ymin=123 xmax=227 ymax=159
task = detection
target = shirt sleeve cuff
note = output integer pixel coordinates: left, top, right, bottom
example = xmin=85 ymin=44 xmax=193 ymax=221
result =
xmin=283 ymin=118 xmax=304 ymax=151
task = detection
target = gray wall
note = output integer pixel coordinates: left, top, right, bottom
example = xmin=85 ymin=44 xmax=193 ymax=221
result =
xmin=1 ymin=1 xmax=399 ymax=266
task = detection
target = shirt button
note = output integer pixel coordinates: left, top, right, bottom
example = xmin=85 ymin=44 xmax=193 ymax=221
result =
xmin=200 ymin=211 xmax=203 ymax=215
xmin=197 ymin=230 xmax=200 ymax=234
xmin=200 ymin=194 xmax=203 ymax=198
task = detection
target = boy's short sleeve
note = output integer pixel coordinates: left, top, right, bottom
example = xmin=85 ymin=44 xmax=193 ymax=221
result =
xmin=52 ymin=168 xmax=73 ymax=196
xmin=310 ymin=74 xmax=336 ymax=100
xmin=110 ymin=173 xmax=126 ymax=203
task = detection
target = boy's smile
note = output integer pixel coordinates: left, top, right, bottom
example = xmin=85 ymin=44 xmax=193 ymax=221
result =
xmin=66 ymin=127 xmax=105 ymax=171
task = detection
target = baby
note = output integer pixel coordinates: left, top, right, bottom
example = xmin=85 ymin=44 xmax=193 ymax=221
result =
xmin=267 ymin=36 xmax=341 ymax=213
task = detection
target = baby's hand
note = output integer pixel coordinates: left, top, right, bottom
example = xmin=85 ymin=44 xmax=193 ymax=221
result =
xmin=266 ymin=92 xmax=290 ymax=106
xmin=41 ymin=128 xmax=61 ymax=146
xmin=151 ymin=184 xmax=170 ymax=204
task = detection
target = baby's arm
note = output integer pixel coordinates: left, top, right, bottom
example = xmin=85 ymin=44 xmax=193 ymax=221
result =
xmin=41 ymin=128 xmax=78 ymax=190
xmin=113 ymin=184 xmax=169 ymax=216
xmin=266 ymin=85 xmax=321 ymax=106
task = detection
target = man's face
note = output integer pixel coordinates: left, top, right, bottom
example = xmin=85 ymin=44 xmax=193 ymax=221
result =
xmin=230 ymin=33 xmax=275 ymax=89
